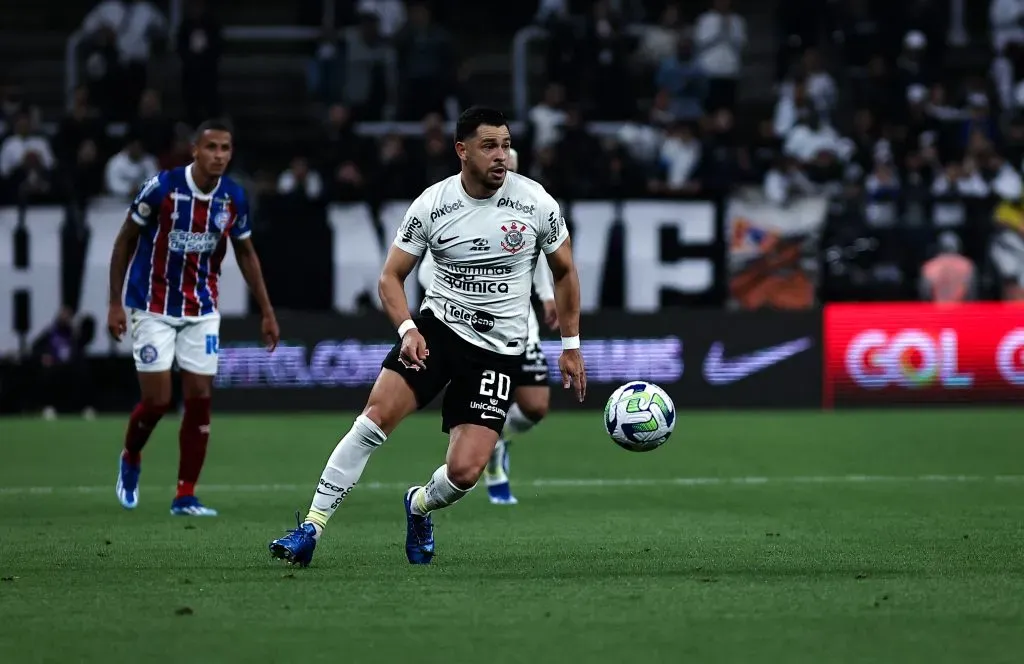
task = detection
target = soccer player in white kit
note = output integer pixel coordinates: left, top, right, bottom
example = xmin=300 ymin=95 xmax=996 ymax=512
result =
xmin=269 ymin=107 xmax=586 ymax=566
xmin=416 ymin=147 xmax=559 ymax=505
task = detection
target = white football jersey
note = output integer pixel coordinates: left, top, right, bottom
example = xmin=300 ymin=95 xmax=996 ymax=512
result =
xmin=395 ymin=172 xmax=569 ymax=355
xmin=418 ymin=244 xmax=555 ymax=345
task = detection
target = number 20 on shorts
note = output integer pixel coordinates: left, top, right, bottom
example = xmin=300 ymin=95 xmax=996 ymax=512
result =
xmin=479 ymin=370 xmax=511 ymax=400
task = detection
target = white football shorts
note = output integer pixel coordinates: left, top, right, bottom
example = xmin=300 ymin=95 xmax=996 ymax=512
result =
xmin=130 ymin=309 xmax=221 ymax=375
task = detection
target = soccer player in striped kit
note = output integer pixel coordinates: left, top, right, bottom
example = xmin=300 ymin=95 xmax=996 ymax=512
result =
xmin=107 ymin=120 xmax=279 ymax=516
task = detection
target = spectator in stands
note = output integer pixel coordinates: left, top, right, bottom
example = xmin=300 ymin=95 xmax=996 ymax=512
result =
xmin=773 ymin=75 xmax=812 ymax=138
xmin=527 ymin=145 xmax=562 ymax=195
xmin=133 ymin=89 xmax=174 ymax=159
xmin=554 ymin=106 xmax=605 ymax=197
xmin=54 ymin=87 xmax=104 ymax=167
xmin=54 ymin=87 xmax=105 ymax=206
xmin=655 ymin=121 xmax=704 ymax=195
xmin=604 ymin=143 xmax=647 ymax=198
xmin=81 ymin=0 xmax=168 ymax=120
xmin=396 ymin=2 xmax=455 ymax=120
xmin=896 ymin=31 xmax=932 ymax=91
xmin=920 ymin=232 xmax=976 ymax=302
xmin=959 ymin=94 xmax=999 ymax=151
xmin=580 ymin=1 xmax=632 ymax=120
xmin=864 ymin=153 xmax=901 ymax=226
xmin=31 ymin=306 xmax=95 ymax=420
xmin=176 ymin=0 xmax=223 ymax=128
xmin=529 ymin=83 xmax=568 ymax=153
xmin=104 ymin=136 xmax=158 ymax=197
xmin=764 ymin=155 xmax=817 ymax=205
xmin=800 ymin=48 xmax=838 ymax=119
xmin=993 ymin=0 xmax=1024 ymax=54
xmin=634 ymin=3 xmax=682 ymax=71
xmin=655 ymin=33 xmax=707 ymax=122
xmin=617 ymin=107 xmax=665 ymax=170
xmin=849 ymin=108 xmax=880 ymax=174
xmin=328 ymin=12 xmax=397 ymax=120
xmin=374 ymin=134 xmax=416 ymax=199
xmin=278 ymin=157 xmax=324 ymax=200
xmin=414 ymin=113 xmax=458 ymax=189
xmin=702 ymin=108 xmax=750 ymax=190
xmin=900 ymin=0 xmax=948 ymax=74
xmin=320 ymin=104 xmax=373 ymax=201
xmin=79 ymin=19 xmax=121 ymax=119
xmin=0 ymin=112 xmax=56 ymax=202
xmin=694 ymin=0 xmax=746 ymax=111
xmin=932 ymin=159 xmax=989 ymax=198
xmin=357 ymin=0 xmax=407 ymax=39
xmin=0 ymin=81 xmax=30 ymax=138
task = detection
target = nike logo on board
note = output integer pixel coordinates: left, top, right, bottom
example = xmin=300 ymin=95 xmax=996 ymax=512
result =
xmin=702 ymin=337 xmax=813 ymax=385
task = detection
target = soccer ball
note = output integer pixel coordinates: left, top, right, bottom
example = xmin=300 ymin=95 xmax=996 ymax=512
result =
xmin=604 ymin=382 xmax=676 ymax=452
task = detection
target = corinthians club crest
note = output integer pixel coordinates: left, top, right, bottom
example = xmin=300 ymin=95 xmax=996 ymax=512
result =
xmin=500 ymin=221 xmax=526 ymax=254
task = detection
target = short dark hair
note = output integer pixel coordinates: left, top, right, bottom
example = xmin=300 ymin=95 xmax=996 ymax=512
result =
xmin=454 ymin=106 xmax=508 ymax=142
xmin=194 ymin=119 xmax=233 ymax=142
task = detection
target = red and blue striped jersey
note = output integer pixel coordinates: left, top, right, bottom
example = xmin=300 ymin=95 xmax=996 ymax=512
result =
xmin=124 ymin=164 xmax=251 ymax=317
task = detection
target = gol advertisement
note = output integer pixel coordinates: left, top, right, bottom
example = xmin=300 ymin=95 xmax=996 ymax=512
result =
xmin=824 ymin=303 xmax=1024 ymax=406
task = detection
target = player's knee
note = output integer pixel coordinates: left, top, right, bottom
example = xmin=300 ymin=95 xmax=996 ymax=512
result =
xmin=516 ymin=390 xmax=549 ymax=422
xmin=360 ymin=403 xmax=404 ymax=436
xmin=445 ymin=458 xmax=483 ymax=490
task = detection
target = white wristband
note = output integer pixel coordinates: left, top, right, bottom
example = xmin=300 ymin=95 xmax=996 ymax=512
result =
xmin=397 ymin=319 xmax=417 ymax=338
xmin=561 ymin=335 xmax=580 ymax=350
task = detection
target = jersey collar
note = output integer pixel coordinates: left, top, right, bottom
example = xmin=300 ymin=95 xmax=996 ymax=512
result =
xmin=185 ymin=163 xmax=221 ymax=201
xmin=458 ymin=172 xmax=508 ymax=206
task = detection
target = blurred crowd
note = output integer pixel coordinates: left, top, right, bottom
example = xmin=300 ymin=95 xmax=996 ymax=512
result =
xmin=2 ymin=0 xmax=1024 ymax=300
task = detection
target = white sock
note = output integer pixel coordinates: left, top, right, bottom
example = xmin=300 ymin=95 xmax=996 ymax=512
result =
xmin=501 ymin=403 xmax=537 ymax=440
xmin=305 ymin=415 xmax=386 ymax=537
xmin=485 ymin=439 xmax=508 ymax=486
xmin=411 ymin=464 xmax=471 ymax=516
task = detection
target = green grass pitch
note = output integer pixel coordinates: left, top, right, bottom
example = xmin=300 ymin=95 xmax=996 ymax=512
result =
xmin=2 ymin=410 xmax=1024 ymax=663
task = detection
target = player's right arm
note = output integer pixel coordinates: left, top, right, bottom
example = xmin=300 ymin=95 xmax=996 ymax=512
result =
xmin=107 ymin=174 xmax=162 ymax=341
xmin=381 ymin=202 xmax=431 ymax=370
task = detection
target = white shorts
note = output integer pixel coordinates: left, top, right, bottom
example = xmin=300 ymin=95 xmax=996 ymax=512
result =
xmin=130 ymin=309 xmax=221 ymax=375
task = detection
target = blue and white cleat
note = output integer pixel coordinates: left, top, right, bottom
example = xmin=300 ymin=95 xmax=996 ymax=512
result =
xmin=404 ymin=486 xmax=435 ymax=565
xmin=170 ymin=495 xmax=218 ymax=516
xmin=484 ymin=439 xmax=518 ymax=505
xmin=116 ymin=454 xmax=141 ymax=509
xmin=269 ymin=512 xmax=317 ymax=567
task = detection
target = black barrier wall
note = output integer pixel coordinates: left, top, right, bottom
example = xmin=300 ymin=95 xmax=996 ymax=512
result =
xmin=212 ymin=310 xmax=823 ymax=412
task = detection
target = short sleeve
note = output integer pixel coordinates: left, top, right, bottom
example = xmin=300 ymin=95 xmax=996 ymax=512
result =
xmin=538 ymin=196 xmax=569 ymax=254
xmin=128 ymin=174 xmax=164 ymax=226
xmin=229 ymin=190 xmax=252 ymax=240
xmin=393 ymin=196 xmax=430 ymax=256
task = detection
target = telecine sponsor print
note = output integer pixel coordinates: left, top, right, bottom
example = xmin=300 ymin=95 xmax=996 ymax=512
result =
xmin=824 ymin=303 xmax=1024 ymax=406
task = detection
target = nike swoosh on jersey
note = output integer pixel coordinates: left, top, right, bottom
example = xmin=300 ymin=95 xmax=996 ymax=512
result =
xmin=481 ymin=413 xmax=503 ymax=420
xmin=437 ymin=235 xmax=459 ymax=245
xmin=702 ymin=337 xmax=813 ymax=386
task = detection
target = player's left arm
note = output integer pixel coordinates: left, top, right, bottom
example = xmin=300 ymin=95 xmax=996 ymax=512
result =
xmin=229 ymin=195 xmax=279 ymax=351
xmin=533 ymin=251 xmax=558 ymax=330
xmin=539 ymin=205 xmax=585 ymax=401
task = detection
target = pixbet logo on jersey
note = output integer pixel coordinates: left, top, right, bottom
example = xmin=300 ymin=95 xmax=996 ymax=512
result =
xmin=824 ymin=303 xmax=1024 ymax=406
xmin=430 ymin=200 xmax=464 ymax=221
xmin=497 ymin=198 xmax=536 ymax=215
